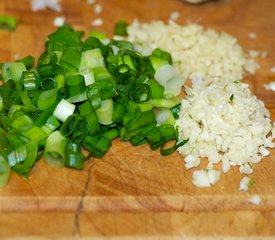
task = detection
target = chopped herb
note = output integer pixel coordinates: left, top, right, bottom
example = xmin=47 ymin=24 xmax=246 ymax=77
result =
xmin=0 ymin=24 xmax=183 ymax=187
xmin=0 ymin=15 xmax=18 ymax=31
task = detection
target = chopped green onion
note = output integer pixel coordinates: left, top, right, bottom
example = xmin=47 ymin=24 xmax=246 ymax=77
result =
xmin=0 ymin=154 xmax=11 ymax=188
xmin=9 ymin=140 xmax=38 ymax=178
xmin=149 ymin=98 xmax=180 ymax=108
xmin=82 ymin=134 xmax=111 ymax=158
xmin=11 ymin=111 xmax=33 ymax=132
xmin=170 ymin=103 xmax=181 ymax=120
xmin=95 ymin=99 xmax=113 ymax=125
xmin=79 ymin=49 xmax=105 ymax=71
xmin=122 ymin=109 xmax=156 ymax=140
xmin=156 ymin=109 xmax=175 ymax=126
xmin=53 ymin=99 xmax=76 ymax=122
xmin=86 ymin=83 xmax=101 ymax=109
xmin=59 ymin=48 xmax=81 ymax=72
xmin=0 ymin=24 xmax=185 ymax=186
xmin=82 ymin=36 xmax=108 ymax=55
xmin=146 ymin=127 xmax=163 ymax=150
xmin=37 ymin=88 xmax=58 ymax=110
xmin=146 ymin=79 xmax=164 ymax=99
xmin=44 ymin=131 xmax=66 ymax=168
xmin=20 ymin=90 xmax=39 ymax=112
xmin=79 ymin=68 xmax=95 ymax=86
xmin=60 ymin=114 xmax=86 ymax=143
xmin=65 ymin=74 xmax=87 ymax=103
xmin=41 ymin=115 xmax=60 ymax=135
xmin=65 ymin=140 xmax=84 ymax=170
xmin=0 ymin=95 xmax=3 ymax=111
xmin=2 ymin=62 xmax=26 ymax=82
xmin=90 ymin=30 xmax=107 ymax=41
xmin=154 ymin=64 xmax=184 ymax=96
xmin=78 ymin=100 xmax=100 ymax=135
xmin=114 ymin=21 xmax=129 ymax=36
xmin=0 ymin=15 xmax=18 ymax=31
xmin=17 ymin=56 xmax=35 ymax=69
xmin=112 ymin=102 xmax=125 ymax=123
xmin=21 ymin=70 xmax=41 ymax=91
xmin=102 ymin=128 xmax=120 ymax=140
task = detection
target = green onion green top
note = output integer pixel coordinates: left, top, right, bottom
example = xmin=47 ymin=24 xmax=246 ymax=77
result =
xmin=0 ymin=23 xmax=187 ymax=187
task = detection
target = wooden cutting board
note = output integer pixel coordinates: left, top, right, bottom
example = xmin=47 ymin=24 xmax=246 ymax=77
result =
xmin=0 ymin=0 xmax=275 ymax=238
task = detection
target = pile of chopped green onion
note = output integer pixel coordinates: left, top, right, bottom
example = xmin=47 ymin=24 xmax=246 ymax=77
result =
xmin=0 ymin=24 xmax=188 ymax=187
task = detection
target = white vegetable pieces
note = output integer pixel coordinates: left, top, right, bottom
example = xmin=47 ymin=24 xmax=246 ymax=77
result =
xmin=154 ymin=64 xmax=184 ymax=96
xmin=176 ymin=80 xmax=275 ymax=186
xmin=53 ymin=99 xmax=76 ymax=122
xmin=192 ymin=169 xmax=221 ymax=188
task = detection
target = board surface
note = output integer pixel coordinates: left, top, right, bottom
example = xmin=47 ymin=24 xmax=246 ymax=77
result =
xmin=0 ymin=0 xmax=275 ymax=238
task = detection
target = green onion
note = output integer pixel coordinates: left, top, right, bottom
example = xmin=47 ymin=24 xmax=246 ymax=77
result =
xmin=17 ymin=55 xmax=35 ymax=69
xmin=11 ymin=111 xmax=33 ymax=132
xmin=21 ymin=125 xmax=48 ymax=144
xmin=170 ymin=103 xmax=181 ymax=119
xmin=0 ymin=15 xmax=18 ymax=31
xmin=34 ymin=102 xmax=58 ymax=127
xmin=65 ymin=74 xmax=87 ymax=103
xmin=95 ymin=99 xmax=113 ymax=125
xmin=20 ymin=90 xmax=39 ymax=112
xmin=0 ymin=95 xmax=3 ymax=111
xmin=41 ymin=115 xmax=60 ymax=135
xmin=129 ymin=83 xmax=151 ymax=103
xmin=121 ymin=109 xmax=156 ymax=140
xmin=90 ymin=30 xmax=107 ymax=41
xmin=86 ymin=83 xmax=102 ymax=109
xmin=78 ymin=100 xmax=100 ymax=135
xmin=82 ymin=134 xmax=111 ymax=158
xmin=65 ymin=140 xmax=84 ymax=170
xmin=0 ymin=24 xmax=185 ymax=186
xmin=112 ymin=102 xmax=125 ymax=123
xmin=59 ymin=48 xmax=81 ymax=72
xmin=8 ymin=139 xmax=38 ymax=178
xmin=79 ymin=69 xmax=95 ymax=86
xmin=93 ymin=66 xmax=117 ymax=99
xmin=21 ymin=70 xmax=41 ymax=91
xmin=114 ymin=21 xmax=129 ymax=36
xmin=53 ymin=99 xmax=76 ymax=122
xmin=102 ymin=128 xmax=120 ymax=140
xmin=146 ymin=127 xmax=163 ymax=150
xmin=82 ymin=36 xmax=108 ymax=55
xmin=37 ymin=88 xmax=58 ymax=110
xmin=44 ymin=131 xmax=66 ymax=168
xmin=149 ymin=48 xmax=172 ymax=72
xmin=161 ymin=138 xmax=189 ymax=156
xmin=154 ymin=64 xmax=184 ymax=96
xmin=2 ymin=62 xmax=26 ymax=82
xmin=146 ymin=79 xmax=164 ymax=99
xmin=156 ymin=109 xmax=175 ymax=126
xmin=60 ymin=114 xmax=86 ymax=143
xmin=0 ymin=153 xmax=11 ymax=188
xmin=149 ymin=98 xmax=180 ymax=108
xmin=79 ymin=49 xmax=104 ymax=71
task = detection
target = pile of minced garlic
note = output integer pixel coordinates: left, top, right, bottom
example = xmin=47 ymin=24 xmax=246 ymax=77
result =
xmin=176 ymin=80 xmax=275 ymax=187
xmin=127 ymin=20 xmax=275 ymax=188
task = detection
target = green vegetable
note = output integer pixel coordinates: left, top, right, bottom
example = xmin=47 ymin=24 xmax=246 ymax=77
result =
xmin=0 ymin=15 xmax=18 ymax=31
xmin=44 ymin=131 xmax=66 ymax=168
xmin=114 ymin=21 xmax=129 ymax=36
xmin=0 ymin=23 xmax=184 ymax=187
xmin=65 ymin=139 xmax=85 ymax=170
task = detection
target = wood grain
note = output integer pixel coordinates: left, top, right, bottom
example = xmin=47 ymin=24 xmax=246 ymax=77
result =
xmin=0 ymin=0 xmax=275 ymax=238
